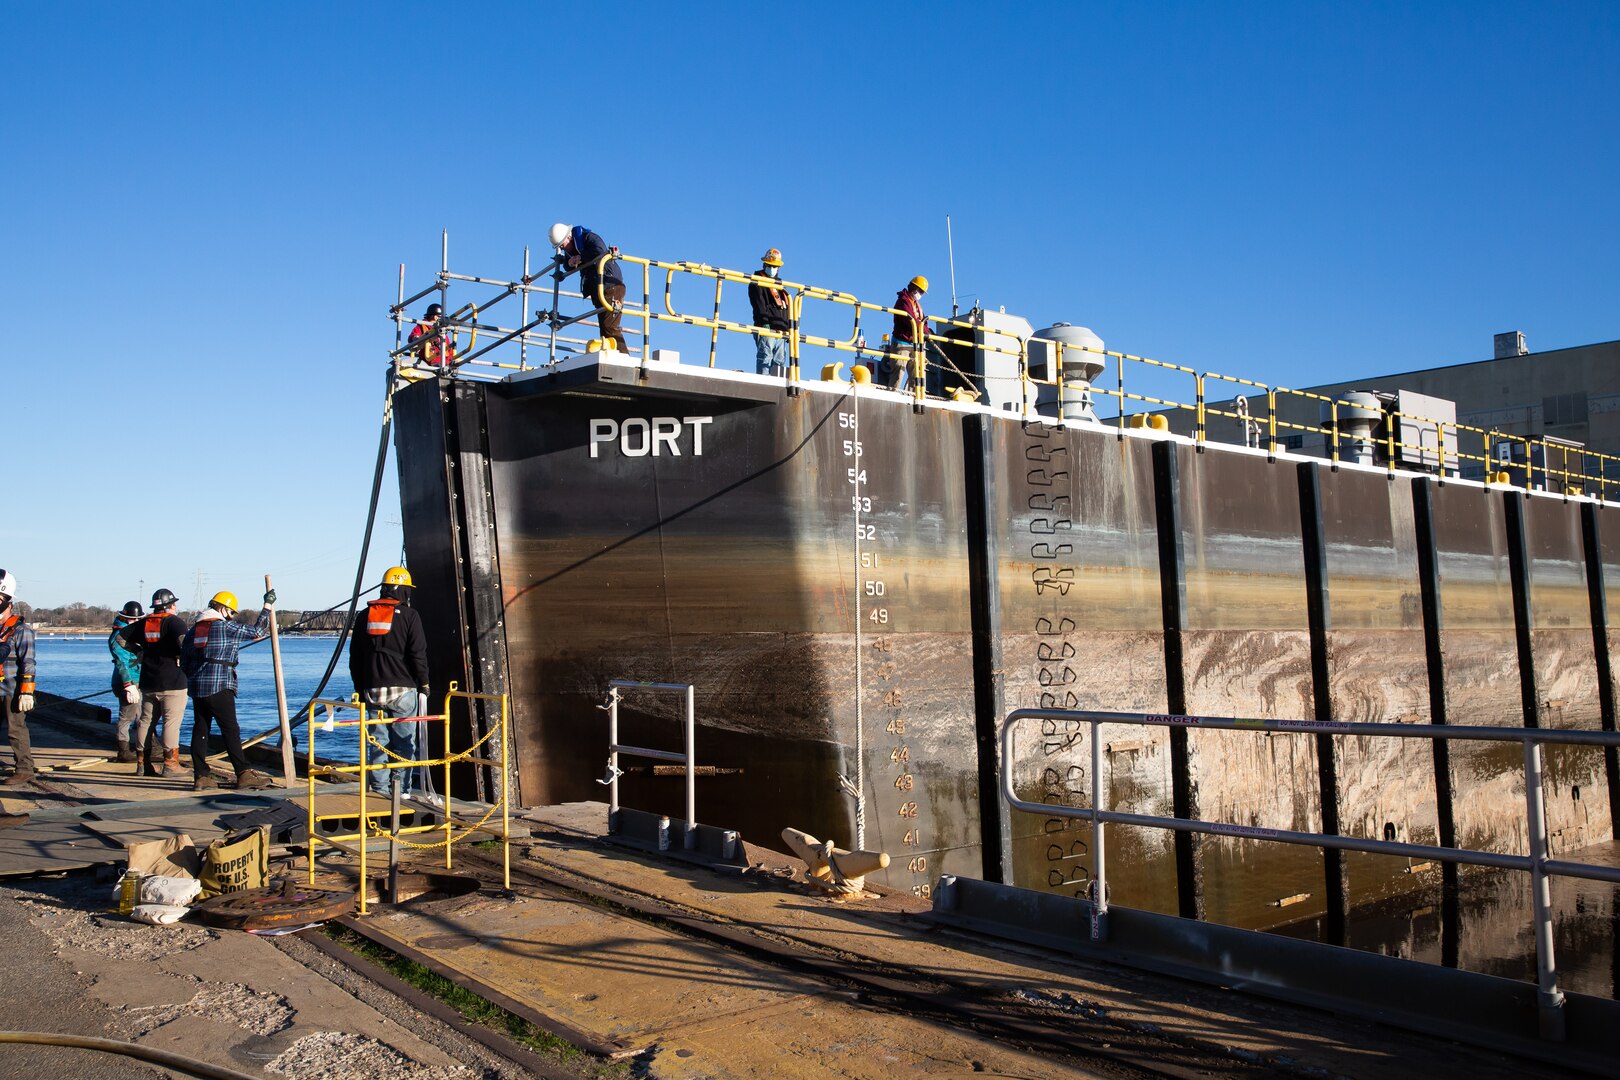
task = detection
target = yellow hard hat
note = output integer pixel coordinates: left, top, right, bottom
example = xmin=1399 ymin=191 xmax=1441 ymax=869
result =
xmin=383 ymin=566 xmax=414 ymax=588
xmin=210 ymin=591 xmax=239 ymax=612
xmin=761 ymin=248 xmax=783 ymax=267
xmin=909 ymin=275 xmax=929 ymax=293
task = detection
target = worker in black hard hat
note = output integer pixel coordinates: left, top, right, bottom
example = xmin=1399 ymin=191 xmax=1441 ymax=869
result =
xmin=408 ymin=302 xmax=457 ymax=368
xmin=108 ymin=600 xmax=144 ymax=762
xmin=118 ymin=588 xmax=190 ymax=778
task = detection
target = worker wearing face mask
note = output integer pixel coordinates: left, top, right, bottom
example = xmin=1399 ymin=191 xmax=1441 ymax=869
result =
xmin=748 ymin=248 xmax=791 ymax=377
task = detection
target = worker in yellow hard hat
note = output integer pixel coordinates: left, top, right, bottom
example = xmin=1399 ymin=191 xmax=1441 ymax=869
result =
xmin=883 ymin=275 xmax=932 ymax=392
xmin=180 ymin=589 xmax=277 ymax=791
xmin=349 ymin=567 xmax=432 ymax=798
xmin=749 ymin=248 xmax=791 ymax=377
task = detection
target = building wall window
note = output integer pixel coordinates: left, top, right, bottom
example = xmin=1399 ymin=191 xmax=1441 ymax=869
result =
xmin=1543 ymin=392 xmax=1588 ymax=427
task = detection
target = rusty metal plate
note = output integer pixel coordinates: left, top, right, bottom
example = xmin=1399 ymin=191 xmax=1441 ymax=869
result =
xmin=192 ymin=879 xmax=356 ymax=930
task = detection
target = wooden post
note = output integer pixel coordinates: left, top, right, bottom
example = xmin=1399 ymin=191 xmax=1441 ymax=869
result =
xmin=266 ymin=573 xmax=296 ymax=786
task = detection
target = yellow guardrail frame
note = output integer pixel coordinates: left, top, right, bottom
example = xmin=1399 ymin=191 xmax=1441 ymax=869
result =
xmin=388 ymin=248 xmax=1620 ymax=502
xmin=304 ymin=685 xmax=512 ymax=915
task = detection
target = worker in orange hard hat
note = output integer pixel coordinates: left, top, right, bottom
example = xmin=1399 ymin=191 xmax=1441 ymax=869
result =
xmin=882 ymin=275 xmax=931 ymax=392
xmin=748 ymin=248 xmax=791 ymax=377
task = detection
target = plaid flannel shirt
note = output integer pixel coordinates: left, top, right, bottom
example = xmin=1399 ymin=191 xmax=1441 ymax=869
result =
xmin=0 ymin=615 xmax=35 ymax=698
xmin=181 ymin=609 xmax=270 ymax=697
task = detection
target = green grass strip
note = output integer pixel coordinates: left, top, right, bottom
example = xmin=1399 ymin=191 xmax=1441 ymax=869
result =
xmin=321 ymin=926 xmax=609 ymax=1065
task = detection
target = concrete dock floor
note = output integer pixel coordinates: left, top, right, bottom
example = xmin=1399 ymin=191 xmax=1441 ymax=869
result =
xmin=0 ymin=699 xmax=1595 ymax=1078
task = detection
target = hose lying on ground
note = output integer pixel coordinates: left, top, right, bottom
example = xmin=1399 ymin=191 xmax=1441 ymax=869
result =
xmin=0 ymin=1031 xmax=262 ymax=1080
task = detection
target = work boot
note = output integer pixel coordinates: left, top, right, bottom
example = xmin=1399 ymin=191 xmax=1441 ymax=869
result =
xmin=161 ymin=748 xmax=182 ymax=777
xmin=1 ymin=771 xmax=35 ymax=787
xmin=235 ymin=769 xmax=274 ymax=791
xmin=139 ymin=752 xmax=159 ymax=777
xmin=115 ymin=739 xmax=137 ymax=763
xmin=193 ymin=772 xmax=217 ymax=792
xmin=0 ymin=812 xmax=27 ymax=828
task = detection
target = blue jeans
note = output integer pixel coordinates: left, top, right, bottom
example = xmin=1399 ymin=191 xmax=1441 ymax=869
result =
xmin=754 ymin=333 xmax=787 ymax=376
xmin=365 ymin=688 xmax=422 ymax=795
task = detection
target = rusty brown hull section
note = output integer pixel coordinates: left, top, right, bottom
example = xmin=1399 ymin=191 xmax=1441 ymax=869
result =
xmin=395 ymin=364 xmax=1620 ymax=920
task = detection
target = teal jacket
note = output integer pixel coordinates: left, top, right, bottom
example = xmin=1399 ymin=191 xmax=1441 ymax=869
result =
xmin=108 ymin=618 xmax=141 ymax=687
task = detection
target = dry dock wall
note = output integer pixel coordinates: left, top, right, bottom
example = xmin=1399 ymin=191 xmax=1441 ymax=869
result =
xmin=394 ymin=370 xmax=1620 ymax=928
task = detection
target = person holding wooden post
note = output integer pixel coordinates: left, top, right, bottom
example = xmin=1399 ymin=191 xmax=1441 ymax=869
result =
xmin=180 ymin=589 xmax=277 ymax=792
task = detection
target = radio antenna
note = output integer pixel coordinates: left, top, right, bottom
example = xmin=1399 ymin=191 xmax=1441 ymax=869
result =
xmin=946 ymin=215 xmax=959 ymax=318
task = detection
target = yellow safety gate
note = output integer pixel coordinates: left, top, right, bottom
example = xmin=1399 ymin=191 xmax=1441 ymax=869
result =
xmin=388 ymin=240 xmax=1620 ymax=502
xmin=305 ymin=683 xmax=512 ymax=914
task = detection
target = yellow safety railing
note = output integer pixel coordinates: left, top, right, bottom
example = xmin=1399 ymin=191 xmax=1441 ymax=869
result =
xmin=304 ymin=686 xmax=511 ymax=915
xmin=386 ymin=248 xmax=1620 ymax=503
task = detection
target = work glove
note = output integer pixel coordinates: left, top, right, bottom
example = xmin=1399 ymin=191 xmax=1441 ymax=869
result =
xmin=263 ymin=589 xmax=276 ymax=607
xmin=122 ymin=683 xmax=138 ymax=705
xmin=14 ymin=694 xmax=33 ymax=713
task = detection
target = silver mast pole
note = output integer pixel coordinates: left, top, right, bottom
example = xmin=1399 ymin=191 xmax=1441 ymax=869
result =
xmin=946 ymin=214 xmax=959 ymax=318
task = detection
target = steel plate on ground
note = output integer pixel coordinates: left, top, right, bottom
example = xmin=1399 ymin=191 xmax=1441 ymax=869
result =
xmin=191 ymin=879 xmax=356 ymax=930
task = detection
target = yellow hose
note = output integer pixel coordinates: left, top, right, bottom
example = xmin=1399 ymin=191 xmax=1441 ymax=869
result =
xmin=0 ymin=1031 xmax=262 ymax=1080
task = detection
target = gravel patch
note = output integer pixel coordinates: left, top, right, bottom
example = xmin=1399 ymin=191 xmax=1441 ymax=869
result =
xmin=13 ymin=892 xmax=215 ymax=961
xmin=267 ymin=1031 xmax=478 ymax=1079
xmin=113 ymin=982 xmax=294 ymax=1038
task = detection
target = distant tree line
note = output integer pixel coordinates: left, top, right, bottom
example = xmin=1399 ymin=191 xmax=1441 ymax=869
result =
xmin=17 ymin=601 xmax=349 ymax=632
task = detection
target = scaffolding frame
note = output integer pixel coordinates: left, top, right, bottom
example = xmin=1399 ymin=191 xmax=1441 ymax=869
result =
xmin=385 ymin=233 xmax=1620 ymax=502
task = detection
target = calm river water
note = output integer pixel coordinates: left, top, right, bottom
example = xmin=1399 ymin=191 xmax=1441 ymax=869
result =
xmin=35 ymin=633 xmax=363 ymax=763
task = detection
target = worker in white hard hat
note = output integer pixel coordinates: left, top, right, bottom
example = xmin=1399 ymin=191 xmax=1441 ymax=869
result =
xmin=0 ymin=569 xmax=39 ymax=788
xmin=549 ymin=223 xmax=627 ymax=353
xmin=883 ymin=275 xmax=931 ymax=392
xmin=748 ymin=248 xmax=791 ymax=377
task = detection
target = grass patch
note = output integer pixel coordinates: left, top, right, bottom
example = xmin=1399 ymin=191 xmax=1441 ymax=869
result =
xmin=322 ymin=926 xmax=609 ymax=1067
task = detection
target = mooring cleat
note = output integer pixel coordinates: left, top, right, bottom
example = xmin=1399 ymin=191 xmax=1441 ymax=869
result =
xmin=781 ymin=827 xmax=890 ymax=897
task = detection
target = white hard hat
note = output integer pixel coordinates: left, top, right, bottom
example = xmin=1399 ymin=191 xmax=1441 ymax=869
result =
xmin=0 ymin=569 xmax=16 ymax=600
xmin=548 ymin=223 xmax=572 ymax=249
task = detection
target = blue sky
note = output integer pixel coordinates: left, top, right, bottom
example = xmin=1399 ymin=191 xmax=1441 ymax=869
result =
xmin=7 ymin=2 xmax=1616 ymax=608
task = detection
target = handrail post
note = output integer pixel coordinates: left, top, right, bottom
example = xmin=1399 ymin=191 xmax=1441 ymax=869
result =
xmin=608 ymin=686 xmax=620 ymax=830
xmin=1524 ymin=737 xmax=1567 ymax=1040
xmin=1194 ymin=372 xmax=1206 ymax=449
xmin=709 ymin=275 xmax=722 ymax=368
xmin=1267 ymin=388 xmax=1278 ymax=459
xmin=1089 ymin=717 xmax=1108 ymax=940
xmin=685 ymin=683 xmax=697 ymax=850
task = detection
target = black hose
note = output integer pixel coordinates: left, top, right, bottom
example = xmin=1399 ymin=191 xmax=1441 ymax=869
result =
xmin=0 ymin=1031 xmax=261 ymax=1080
xmin=284 ymin=367 xmax=395 ymax=725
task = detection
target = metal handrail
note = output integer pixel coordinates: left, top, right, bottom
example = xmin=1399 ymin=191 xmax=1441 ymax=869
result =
xmin=387 ymin=245 xmax=1620 ymax=503
xmin=604 ymin=679 xmax=698 ymax=850
xmin=999 ymin=707 xmax=1620 ymax=1039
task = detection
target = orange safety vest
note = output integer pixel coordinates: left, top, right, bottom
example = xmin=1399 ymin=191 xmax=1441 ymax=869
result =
xmin=192 ymin=620 xmax=213 ymax=650
xmin=143 ymin=613 xmax=167 ymax=644
xmin=365 ymin=599 xmax=399 ymax=635
xmin=0 ymin=613 xmax=18 ymax=643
